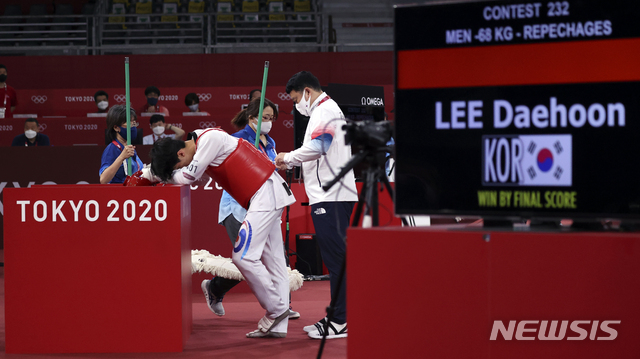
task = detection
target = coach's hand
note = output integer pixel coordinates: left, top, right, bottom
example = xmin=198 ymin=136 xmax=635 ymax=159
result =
xmin=275 ymin=152 xmax=287 ymax=167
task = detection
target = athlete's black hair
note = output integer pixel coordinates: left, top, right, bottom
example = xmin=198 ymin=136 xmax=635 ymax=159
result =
xmin=149 ymin=137 xmax=186 ymax=182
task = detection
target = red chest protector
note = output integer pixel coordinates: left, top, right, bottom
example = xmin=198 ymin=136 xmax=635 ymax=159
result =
xmin=205 ymin=138 xmax=275 ymax=209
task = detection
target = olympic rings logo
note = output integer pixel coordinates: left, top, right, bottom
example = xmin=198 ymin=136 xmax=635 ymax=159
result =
xmin=114 ymin=94 xmax=126 ymax=103
xmin=38 ymin=123 xmax=47 ymax=132
xmin=278 ymin=92 xmax=291 ymax=101
xmin=31 ymin=96 xmax=48 ymax=104
xmin=197 ymin=93 xmax=212 ymax=102
xmin=199 ymin=121 xmax=217 ymax=128
xmin=282 ymin=119 xmax=294 ymax=128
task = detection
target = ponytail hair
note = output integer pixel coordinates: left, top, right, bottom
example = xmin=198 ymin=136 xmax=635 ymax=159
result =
xmin=231 ymin=108 xmax=249 ymax=130
xmin=231 ymin=98 xmax=278 ymax=130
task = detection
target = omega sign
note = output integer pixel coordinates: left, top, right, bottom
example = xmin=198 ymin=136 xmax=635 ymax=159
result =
xmin=361 ymin=97 xmax=384 ymax=106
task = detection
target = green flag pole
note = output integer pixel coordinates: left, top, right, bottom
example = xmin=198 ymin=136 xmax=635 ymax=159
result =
xmin=255 ymin=61 xmax=269 ymax=149
xmin=125 ymin=57 xmax=132 ymax=176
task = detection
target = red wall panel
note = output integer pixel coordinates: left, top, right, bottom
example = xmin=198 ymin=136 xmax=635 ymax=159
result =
xmin=1 ymin=52 xmax=393 ymax=90
xmin=348 ymin=228 xmax=640 ymax=358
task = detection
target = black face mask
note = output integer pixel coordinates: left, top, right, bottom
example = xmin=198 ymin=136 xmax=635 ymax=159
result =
xmin=0 ymin=74 xmax=7 ymax=82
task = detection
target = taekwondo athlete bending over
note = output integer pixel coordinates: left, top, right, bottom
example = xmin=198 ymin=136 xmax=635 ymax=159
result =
xmin=140 ymin=128 xmax=295 ymax=338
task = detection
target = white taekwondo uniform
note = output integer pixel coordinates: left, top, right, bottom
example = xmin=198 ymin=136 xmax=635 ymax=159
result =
xmin=170 ymin=128 xmax=295 ymax=334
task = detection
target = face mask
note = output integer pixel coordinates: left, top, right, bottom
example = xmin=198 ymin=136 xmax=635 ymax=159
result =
xmin=118 ymin=126 xmax=137 ymax=140
xmin=0 ymin=74 xmax=7 ymax=82
xmin=295 ymin=89 xmax=311 ymax=117
xmin=153 ymin=126 xmax=165 ymax=135
xmin=97 ymin=101 xmax=108 ymax=110
xmin=147 ymin=97 xmax=158 ymax=106
xmin=259 ymin=121 xmax=272 ymax=134
xmin=188 ymin=103 xmax=199 ymax=112
xmin=25 ymin=130 xmax=37 ymax=139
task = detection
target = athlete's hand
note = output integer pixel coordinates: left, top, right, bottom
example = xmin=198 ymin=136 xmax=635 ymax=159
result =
xmin=275 ymin=152 xmax=287 ymax=167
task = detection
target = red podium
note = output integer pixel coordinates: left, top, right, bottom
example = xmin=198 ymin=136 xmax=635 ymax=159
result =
xmin=3 ymin=185 xmax=192 ymax=354
xmin=348 ymin=227 xmax=640 ymax=359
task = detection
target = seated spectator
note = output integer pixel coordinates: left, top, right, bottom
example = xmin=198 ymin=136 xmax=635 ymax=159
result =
xmin=11 ymin=118 xmax=50 ymax=146
xmin=184 ymin=92 xmax=210 ymax=115
xmin=0 ymin=64 xmax=17 ymax=118
xmin=142 ymin=114 xmax=185 ymax=145
xmin=141 ymin=86 xmax=170 ymax=116
xmin=99 ymin=105 xmax=143 ymax=184
xmin=94 ymin=90 xmax=109 ymax=113
xmin=249 ymin=89 xmax=261 ymax=101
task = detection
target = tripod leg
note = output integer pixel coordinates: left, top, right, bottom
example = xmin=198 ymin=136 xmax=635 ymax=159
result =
xmin=352 ymin=178 xmax=368 ymax=227
xmin=378 ymin=168 xmax=410 ymax=226
xmin=372 ymin=172 xmax=379 ymax=227
xmin=362 ymin=171 xmax=377 ymax=228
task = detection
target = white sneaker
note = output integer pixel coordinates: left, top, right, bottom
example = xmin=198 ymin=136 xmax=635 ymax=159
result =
xmin=308 ymin=320 xmax=347 ymax=340
xmin=201 ymin=279 xmax=225 ymax=316
xmin=303 ymin=317 xmax=327 ymax=333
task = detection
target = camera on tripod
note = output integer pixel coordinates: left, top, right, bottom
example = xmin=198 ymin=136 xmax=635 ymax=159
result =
xmin=343 ymin=119 xmax=393 ymax=150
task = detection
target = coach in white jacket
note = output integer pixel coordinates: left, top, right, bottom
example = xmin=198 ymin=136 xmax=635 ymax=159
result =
xmin=275 ymin=71 xmax=357 ymax=340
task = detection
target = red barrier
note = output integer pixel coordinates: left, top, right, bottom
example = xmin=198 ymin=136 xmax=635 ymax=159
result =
xmin=3 ymin=184 xmax=192 ymax=353
xmin=348 ymin=227 xmax=640 ymax=358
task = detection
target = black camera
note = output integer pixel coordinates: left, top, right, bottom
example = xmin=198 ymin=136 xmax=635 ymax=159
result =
xmin=343 ymin=119 xmax=392 ymax=149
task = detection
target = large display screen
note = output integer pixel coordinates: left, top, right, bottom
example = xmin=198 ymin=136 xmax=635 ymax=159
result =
xmin=394 ymin=0 xmax=640 ymax=220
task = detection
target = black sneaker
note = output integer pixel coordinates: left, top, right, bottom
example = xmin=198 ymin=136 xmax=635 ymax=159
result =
xmin=201 ymin=279 xmax=225 ymax=316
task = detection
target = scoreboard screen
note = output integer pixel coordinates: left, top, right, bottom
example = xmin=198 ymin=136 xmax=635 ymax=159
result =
xmin=394 ymin=0 xmax=640 ymax=220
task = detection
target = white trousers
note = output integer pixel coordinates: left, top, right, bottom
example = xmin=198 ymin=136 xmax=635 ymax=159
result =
xmin=232 ymin=208 xmax=289 ymax=333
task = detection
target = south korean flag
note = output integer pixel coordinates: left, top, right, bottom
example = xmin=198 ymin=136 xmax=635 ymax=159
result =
xmin=519 ymin=134 xmax=572 ymax=186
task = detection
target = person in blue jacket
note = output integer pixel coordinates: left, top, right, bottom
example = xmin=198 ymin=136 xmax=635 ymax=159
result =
xmin=99 ymin=105 xmax=143 ymax=184
xmin=11 ymin=118 xmax=50 ymax=146
xmin=200 ymin=98 xmax=299 ymax=319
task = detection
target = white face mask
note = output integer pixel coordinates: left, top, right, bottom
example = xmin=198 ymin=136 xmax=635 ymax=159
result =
xmin=252 ymin=119 xmax=272 ymax=135
xmin=295 ymin=89 xmax=311 ymax=117
xmin=97 ymin=101 xmax=109 ymax=110
xmin=25 ymin=130 xmax=37 ymax=139
xmin=259 ymin=121 xmax=272 ymax=135
xmin=153 ymin=126 xmax=165 ymax=135
xmin=188 ymin=103 xmax=199 ymax=112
